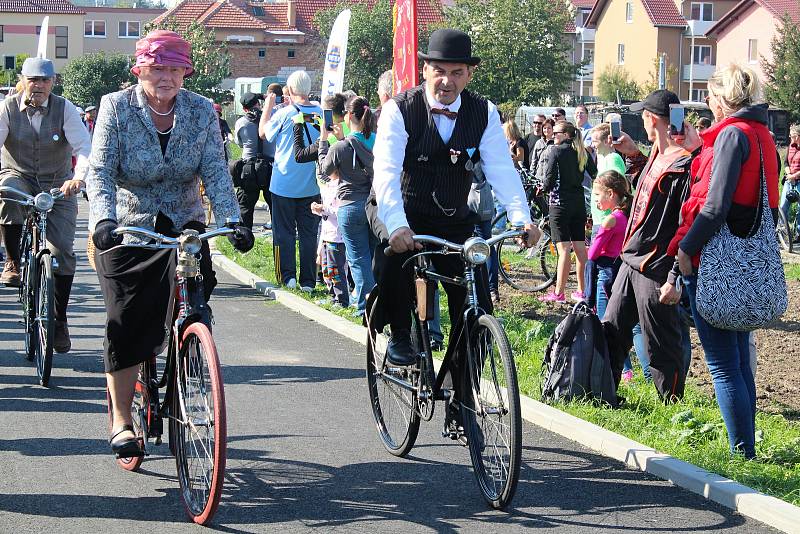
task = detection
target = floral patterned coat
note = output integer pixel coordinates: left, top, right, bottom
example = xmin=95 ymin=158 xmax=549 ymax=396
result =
xmin=86 ymin=84 xmax=240 ymax=241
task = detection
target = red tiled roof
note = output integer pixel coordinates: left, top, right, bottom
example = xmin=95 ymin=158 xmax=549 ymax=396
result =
xmin=294 ymin=0 xmax=443 ymax=34
xmin=571 ymin=0 xmax=595 ymax=9
xmin=708 ymin=0 xmax=800 ymax=36
xmin=153 ymin=0 xmax=268 ymax=31
xmin=587 ymin=0 xmax=686 ymax=27
xmin=0 ymin=0 xmax=84 ymax=14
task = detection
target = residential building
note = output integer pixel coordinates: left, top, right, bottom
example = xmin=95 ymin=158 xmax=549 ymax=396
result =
xmin=707 ymin=0 xmax=800 ymax=85
xmin=587 ymin=0 xmax=739 ymax=102
xmin=82 ymin=6 xmax=166 ymax=54
xmin=0 ymin=0 xmax=85 ymax=74
xmin=566 ymin=0 xmax=597 ymax=101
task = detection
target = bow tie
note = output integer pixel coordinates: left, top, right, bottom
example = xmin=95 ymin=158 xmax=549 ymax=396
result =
xmin=25 ymin=106 xmax=48 ymax=117
xmin=431 ymin=107 xmax=458 ymax=120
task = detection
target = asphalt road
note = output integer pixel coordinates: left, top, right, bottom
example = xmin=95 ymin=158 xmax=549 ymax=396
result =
xmin=0 ymin=204 xmax=780 ymax=533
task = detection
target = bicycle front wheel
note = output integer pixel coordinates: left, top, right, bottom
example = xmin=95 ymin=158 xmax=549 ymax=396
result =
xmin=365 ymin=290 xmax=421 ymax=457
xmin=21 ymin=235 xmax=36 ymax=362
xmin=462 ymin=314 xmax=522 ymax=509
xmin=34 ymin=253 xmax=55 ymax=386
xmin=777 ymin=209 xmax=793 ymax=252
xmin=174 ymin=322 xmax=226 ymax=525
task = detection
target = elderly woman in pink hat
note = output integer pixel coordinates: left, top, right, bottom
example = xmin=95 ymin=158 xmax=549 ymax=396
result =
xmin=85 ymin=30 xmax=254 ymax=458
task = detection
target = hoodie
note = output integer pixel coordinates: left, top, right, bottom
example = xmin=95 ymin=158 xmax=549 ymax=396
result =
xmin=320 ymin=133 xmax=375 ymax=205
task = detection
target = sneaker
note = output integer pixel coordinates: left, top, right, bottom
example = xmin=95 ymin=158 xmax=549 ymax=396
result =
xmin=300 ymin=285 xmax=313 ymax=294
xmin=0 ymin=259 xmax=20 ymax=287
xmin=571 ymin=291 xmax=585 ymax=303
xmin=285 ymin=278 xmax=297 ymax=289
xmin=538 ymin=291 xmax=565 ymax=303
xmin=622 ymin=370 xmax=634 ymax=383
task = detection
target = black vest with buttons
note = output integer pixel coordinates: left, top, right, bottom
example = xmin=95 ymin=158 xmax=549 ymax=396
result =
xmin=394 ymin=85 xmax=487 ymax=221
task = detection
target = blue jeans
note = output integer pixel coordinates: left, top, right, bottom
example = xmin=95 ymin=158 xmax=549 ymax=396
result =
xmin=684 ymin=274 xmax=756 ymax=458
xmin=474 ymin=220 xmax=499 ymax=292
xmin=779 ymin=180 xmax=800 ymax=234
xmin=337 ymin=199 xmax=376 ymax=314
xmin=428 ymin=286 xmax=444 ymax=343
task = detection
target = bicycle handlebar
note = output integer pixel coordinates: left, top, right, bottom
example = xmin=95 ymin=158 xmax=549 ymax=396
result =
xmin=383 ymin=229 xmax=525 ymax=257
xmin=98 ymin=225 xmax=235 ymax=256
xmin=0 ymin=185 xmax=66 ymax=211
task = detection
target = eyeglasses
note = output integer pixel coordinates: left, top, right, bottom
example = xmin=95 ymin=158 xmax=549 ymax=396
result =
xmin=533 ymin=121 xmax=543 ymax=125
xmin=553 ymin=130 xmax=566 ymax=135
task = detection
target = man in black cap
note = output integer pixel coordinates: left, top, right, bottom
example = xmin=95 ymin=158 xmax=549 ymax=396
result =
xmin=232 ymin=91 xmax=274 ymax=228
xmin=373 ymin=29 xmax=539 ymax=373
xmin=601 ymin=89 xmax=701 ymax=402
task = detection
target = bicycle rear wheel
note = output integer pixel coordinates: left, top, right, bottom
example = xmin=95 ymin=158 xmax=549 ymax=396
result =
xmin=462 ymin=314 xmax=522 ymax=509
xmin=777 ymin=209 xmax=793 ymax=252
xmin=498 ymin=230 xmax=555 ymax=292
xmin=106 ymin=363 xmax=149 ymax=472
xmin=34 ymin=253 xmax=54 ymax=386
xmin=365 ymin=290 xmax=421 ymax=457
xmin=174 ymin=322 xmax=226 ymax=525
xmin=20 ymin=233 xmax=36 ymax=362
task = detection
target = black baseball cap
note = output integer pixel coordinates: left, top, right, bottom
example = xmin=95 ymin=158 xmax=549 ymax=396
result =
xmin=240 ymin=92 xmax=261 ymax=109
xmin=629 ymin=89 xmax=680 ymax=117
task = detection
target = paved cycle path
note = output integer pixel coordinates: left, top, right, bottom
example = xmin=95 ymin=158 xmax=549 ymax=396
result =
xmin=0 ymin=205 xmax=781 ymax=533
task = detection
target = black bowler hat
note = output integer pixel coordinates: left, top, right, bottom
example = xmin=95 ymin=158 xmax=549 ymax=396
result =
xmin=629 ymin=89 xmax=680 ymax=117
xmin=240 ymin=91 xmax=262 ymax=109
xmin=418 ymin=29 xmax=480 ymax=66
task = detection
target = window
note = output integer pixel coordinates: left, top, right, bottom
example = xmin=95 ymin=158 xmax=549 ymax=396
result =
xmin=690 ymin=88 xmax=709 ymax=102
xmin=258 ymin=49 xmax=266 ymax=58
xmin=617 ymin=43 xmax=625 ymax=64
xmin=55 ymin=26 xmax=68 ymax=58
xmin=748 ymin=39 xmax=758 ymax=63
xmin=583 ymin=48 xmax=593 ymax=62
xmin=0 ymin=25 xmax=4 ymax=43
xmin=692 ymin=45 xmax=712 ymax=65
xmin=84 ymin=20 xmax=106 ymax=37
xmin=288 ymin=49 xmax=295 ymax=58
xmin=252 ymin=5 xmax=264 ymax=15
xmin=625 ymin=1 xmax=633 ymax=22
xmin=119 ymin=21 xmax=141 ymax=38
xmin=690 ymin=2 xmax=713 ymax=21
xmin=3 ymin=56 xmax=15 ymax=71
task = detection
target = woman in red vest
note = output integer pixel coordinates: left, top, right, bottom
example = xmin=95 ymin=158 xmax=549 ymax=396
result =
xmin=667 ymin=64 xmax=779 ymax=459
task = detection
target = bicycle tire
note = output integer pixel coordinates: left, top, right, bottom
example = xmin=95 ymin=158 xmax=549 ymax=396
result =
xmin=538 ymin=236 xmax=559 ymax=286
xmin=34 ymin=253 xmax=54 ymax=387
xmin=497 ymin=232 xmax=555 ymax=292
xmin=20 ymin=231 xmax=36 ymax=363
xmin=106 ymin=368 xmax=148 ymax=472
xmin=777 ymin=208 xmax=793 ymax=252
xmin=365 ymin=290 xmax=421 ymax=457
xmin=462 ymin=314 xmax=522 ymax=510
xmin=174 ymin=322 xmax=226 ymax=525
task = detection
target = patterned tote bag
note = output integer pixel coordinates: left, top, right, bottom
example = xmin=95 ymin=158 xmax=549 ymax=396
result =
xmin=695 ymin=138 xmax=788 ymax=331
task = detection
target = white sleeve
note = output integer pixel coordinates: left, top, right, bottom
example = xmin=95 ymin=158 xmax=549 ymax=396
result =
xmin=480 ymin=101 xmax=531 ymax=226
xmin=63 ymin=98 xmax=93 ymax=181
xmin=372 ymin=99 xmax=410 ymax=236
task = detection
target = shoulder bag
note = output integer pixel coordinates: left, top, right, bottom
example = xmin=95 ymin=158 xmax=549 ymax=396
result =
xmin=695 ymin=137 xmax=788 ymax=331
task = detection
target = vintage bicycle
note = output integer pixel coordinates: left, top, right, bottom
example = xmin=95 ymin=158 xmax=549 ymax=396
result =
xmin=0 ymin=185 xmax=64 ymax=386
xmin=100 ymin=224 xmax=233 ymax=525
xmin=365 ymin=230 xmax=524 ymax=509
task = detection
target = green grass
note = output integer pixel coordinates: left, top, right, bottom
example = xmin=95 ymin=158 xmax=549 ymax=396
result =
xmin=218 ymin=236 xmax=800 ymax=506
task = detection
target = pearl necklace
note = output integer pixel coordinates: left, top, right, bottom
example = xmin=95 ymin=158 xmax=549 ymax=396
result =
xmin=148 ymin=103 xmax=175 ymax=116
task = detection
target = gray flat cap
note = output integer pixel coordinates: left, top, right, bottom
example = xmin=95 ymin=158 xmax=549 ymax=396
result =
xmin=21 ymin=58 xmax=55 ymax=78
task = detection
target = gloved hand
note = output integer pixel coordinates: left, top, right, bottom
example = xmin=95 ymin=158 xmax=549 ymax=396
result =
xmin=92 ymin=219 xmax=123 ymax=251
xmin=227 ymin=224 xmax=254 ymax=253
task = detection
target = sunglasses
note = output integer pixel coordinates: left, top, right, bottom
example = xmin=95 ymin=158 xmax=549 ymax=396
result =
xmin=533 ymin=121 xmax=543 ymax=125
xmin=553 ymin=130 xmax=566 ymax=134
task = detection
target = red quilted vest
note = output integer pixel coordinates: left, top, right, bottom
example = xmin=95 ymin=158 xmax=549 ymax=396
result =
xmin=667 ymin=115 xmax=779 ymax=265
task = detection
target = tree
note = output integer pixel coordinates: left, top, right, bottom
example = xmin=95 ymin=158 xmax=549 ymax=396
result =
xmin=61 ymin=52 xmax=135 ymax=106
xmin=641 ymin=55 xmax=679 ymax=95
xmin=144 ymin=19 xmax=232 ymax=102
xmin=763 ymin=14 xmax=800 ymax=120
xmin=443 ymin=0 xmax=578 ymax=107
xmin=596 ymin=65 xmax=641 ymax=103
xmin=314 ymin=0 xmax=394 ymax=103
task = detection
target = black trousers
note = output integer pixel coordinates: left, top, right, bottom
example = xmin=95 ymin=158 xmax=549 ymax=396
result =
xmin=602 ymin=262 xmax=685 ymax=401
xmin=236 ymin=183 xmax=271 ymax=230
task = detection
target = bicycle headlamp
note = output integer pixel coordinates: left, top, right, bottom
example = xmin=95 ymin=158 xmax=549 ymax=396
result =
xmin=33 ymin=192 xmax=54 ymax=212
xmin=463 ymin=237 xmax=490 ymax=265
xmin=179 ymin=231 xmax=202 ymax=255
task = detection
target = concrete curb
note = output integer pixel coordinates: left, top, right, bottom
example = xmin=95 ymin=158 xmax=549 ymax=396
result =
xmin=211 ymin=247 xmax=800 ymax=534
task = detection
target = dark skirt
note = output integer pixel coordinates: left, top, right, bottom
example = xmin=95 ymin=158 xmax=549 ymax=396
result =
xmin=95 ymin=218 xmax=217 ymax=373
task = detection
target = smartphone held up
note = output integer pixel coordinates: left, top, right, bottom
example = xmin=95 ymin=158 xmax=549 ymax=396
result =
xmin=669 ymin=104 xmax=685 ymax=137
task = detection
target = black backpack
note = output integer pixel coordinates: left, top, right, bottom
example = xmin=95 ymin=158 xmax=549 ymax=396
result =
xmin=541 ymin=302 xmax=618 ymax=407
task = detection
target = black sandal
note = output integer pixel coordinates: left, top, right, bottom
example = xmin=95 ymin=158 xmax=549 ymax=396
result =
xmin=110 ymin=424 xmax=144 ymax=459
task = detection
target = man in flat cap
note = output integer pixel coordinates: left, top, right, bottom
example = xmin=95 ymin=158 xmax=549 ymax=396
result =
xmin=0 ymin=57 xmax=91 ymax=353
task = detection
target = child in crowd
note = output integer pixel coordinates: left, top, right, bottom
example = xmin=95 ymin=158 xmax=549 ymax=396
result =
xmin=311 ymin=176 xmax=350 ymax=307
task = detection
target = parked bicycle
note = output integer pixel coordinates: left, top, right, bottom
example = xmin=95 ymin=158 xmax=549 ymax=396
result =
xmin=100 ymin=224 xmax=233 ymax=525
xmin=0 ymin=185 xmax=64 ymax=386
xmin=365 ymin=230 xmax=524 ymax=509
xmin=777 ymin=187 xmax=799 ymax=253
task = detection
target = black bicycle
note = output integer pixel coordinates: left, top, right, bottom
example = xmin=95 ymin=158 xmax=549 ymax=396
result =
xmin=365 ymin=230 xmax=523 ymax=509
xmin=100 ymin=224 xmax=233 ymax=525
xmin=0 ymin=185 xmax=64 ymax=386
xmin=776 ymin=186 xmax=798 ymax=253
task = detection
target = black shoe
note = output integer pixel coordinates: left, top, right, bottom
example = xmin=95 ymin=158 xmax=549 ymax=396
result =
xmin=442 ymin=403 xmax=467 ymax=445
xmin=429 ymin=339 xmax=444 ymax=352
xmin=109 ymin=424 xmax=144 ymax=459
xmin=54 ymin=320 xmax=71 ymax=353
xmin=386 ymin=329 xmax=416 ymax=366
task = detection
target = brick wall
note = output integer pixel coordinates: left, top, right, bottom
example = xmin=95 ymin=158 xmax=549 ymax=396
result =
xmin=226 ymin=39 xmax=324 ymax=79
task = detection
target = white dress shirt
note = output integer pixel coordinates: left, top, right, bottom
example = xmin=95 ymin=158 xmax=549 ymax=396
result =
xmin=373 ymin=87 xmax=531 ymax=236
xmin=0 ymin=93 xmax=92 ymax=181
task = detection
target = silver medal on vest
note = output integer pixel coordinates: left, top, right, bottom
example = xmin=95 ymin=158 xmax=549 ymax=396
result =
xmin=52 ymin=134 xmax=59 ymax=141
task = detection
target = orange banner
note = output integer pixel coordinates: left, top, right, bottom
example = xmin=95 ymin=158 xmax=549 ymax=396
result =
xmin=392 ymin=0 xmax=418 ymax=95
